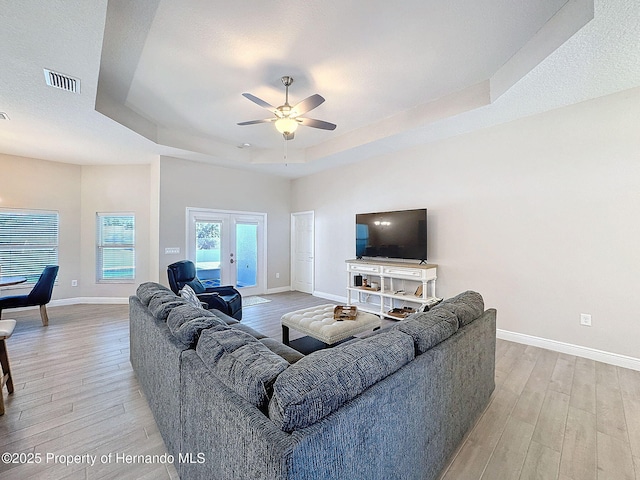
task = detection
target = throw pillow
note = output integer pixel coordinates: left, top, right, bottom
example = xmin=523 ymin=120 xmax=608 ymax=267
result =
xmin=180 ymin=284 xmax=203 ymax=309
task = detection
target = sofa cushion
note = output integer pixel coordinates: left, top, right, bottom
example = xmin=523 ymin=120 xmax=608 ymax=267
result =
xmin=166 ymin=304 xmax=226 ymax=347
xmin=230 ymin=323 xmax=267 ymax=340
xmin=196 ymin=328 xmax=289 ymax=409
xmin=259 ymin=337 xmax=305 ymax=364
xmin=171 ymin=316 xmax=225 ymax=347
xmin=432 ymin=290 xmax=484 ymax=327
xmin=148 ymin=293 xmax=186 ymax=322
xmin=268 ymin=329 xmax=414 ymax=432
xmin=136 ymin=282 xmax=174 ymax=306
xmin=167 ymin=303 xmax=220 ymax=331
xmin=394 ymin=308 xmax=459 ymax=354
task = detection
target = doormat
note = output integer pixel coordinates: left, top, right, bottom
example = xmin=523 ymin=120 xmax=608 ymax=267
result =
xmin=242 ymin=296 xmax=272 ymax=307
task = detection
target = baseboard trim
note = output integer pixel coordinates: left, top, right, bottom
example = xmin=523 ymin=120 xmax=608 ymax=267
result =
xmin=313 ymin=291 xmax=347 ymax=303
xmin=6 ymin=297 xmax=130 ymax=313
xmin=265 ymin=286 xmax=292 ymax=295
xmin=497 ymin=329 xmax=640 ymax=371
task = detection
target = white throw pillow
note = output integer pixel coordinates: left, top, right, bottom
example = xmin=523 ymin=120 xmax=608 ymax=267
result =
xmin=180 ymin=284 xmax=204 ymax=309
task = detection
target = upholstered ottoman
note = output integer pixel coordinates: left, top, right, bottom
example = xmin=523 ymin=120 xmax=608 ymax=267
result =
xmin=281 ymin=304 xmax=381 ymax=347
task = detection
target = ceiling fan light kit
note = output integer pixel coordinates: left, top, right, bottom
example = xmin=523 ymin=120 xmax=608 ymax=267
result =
xmin=275 ymin=117 xmax=298 ymax=135
xmin=238 ymin=76 xmax=336 ymax=140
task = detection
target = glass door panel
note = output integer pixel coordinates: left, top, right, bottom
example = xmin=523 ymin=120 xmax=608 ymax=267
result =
xmin=235 ymin=222 xmax=258 ymax=289
xmin=195 ymin=220 xmax=222 ymax=287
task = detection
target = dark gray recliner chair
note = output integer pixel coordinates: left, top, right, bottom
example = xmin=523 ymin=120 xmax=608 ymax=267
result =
xmin=167 ymin=260 xmax=242 ymax=320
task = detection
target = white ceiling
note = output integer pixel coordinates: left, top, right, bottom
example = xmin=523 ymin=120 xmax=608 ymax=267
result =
xmin=1 ymin=0 xmax=639 ymax=178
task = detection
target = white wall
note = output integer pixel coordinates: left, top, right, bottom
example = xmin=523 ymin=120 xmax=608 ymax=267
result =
xmin=0 ymin=154 xmax=82 ymax=300
xmin=80 ymin=164 xmax=154 ymax=297
xmin=0 ymin=155 xmax=156 ymax=301
xmin=291 ymin=86 xmax=640 ymax=360
xmin=158 ymin=156 xmax=292 ymax=291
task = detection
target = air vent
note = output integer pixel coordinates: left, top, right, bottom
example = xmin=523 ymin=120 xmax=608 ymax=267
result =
xmin=0 ymin=112 xmax=9 ymax=120
xmin=43 ymin=69 xmax=80 ymax=93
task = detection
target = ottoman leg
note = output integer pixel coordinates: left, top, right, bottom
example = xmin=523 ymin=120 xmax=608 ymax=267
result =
xmin=282 ymin=325 xmax=290 ymax=345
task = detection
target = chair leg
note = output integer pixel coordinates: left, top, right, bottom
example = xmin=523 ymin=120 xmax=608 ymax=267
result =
xmin=39 ymin=304 xmax=49 ymax=326
xmin=0 ymin=339 xmax=13 ymax=416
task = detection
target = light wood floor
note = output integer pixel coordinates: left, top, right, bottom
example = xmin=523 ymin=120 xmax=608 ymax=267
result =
xmin=0 ymin=293 xmax=638 ymax=479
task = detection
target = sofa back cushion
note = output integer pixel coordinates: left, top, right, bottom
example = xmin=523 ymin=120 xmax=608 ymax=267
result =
xmin=268 ymin=329 xmax=414 ymax=432
xmin=148 ymin=293 xmax=186 ymax=322
xmin=166 ymin=304 xmax=226 ymax=347
xmin=196 ymin=328 xmax=289 ymax=409
xmin=394 ymin=308 xmax=459 ymax=354
xmin=167 ymin=303 xmax=219 ymax=330
xmin=136 ymin=282 xmax=174 ymax=306
xmin=432 ymin=290 xmax=484 ymax=327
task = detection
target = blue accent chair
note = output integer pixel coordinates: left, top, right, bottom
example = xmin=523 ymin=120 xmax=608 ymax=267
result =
xmin=0 ymin=265 xmax=59 ymax=326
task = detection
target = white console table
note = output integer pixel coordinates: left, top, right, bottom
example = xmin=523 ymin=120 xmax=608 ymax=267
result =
xmin=345 ymin=259 xmax=438 ymax=320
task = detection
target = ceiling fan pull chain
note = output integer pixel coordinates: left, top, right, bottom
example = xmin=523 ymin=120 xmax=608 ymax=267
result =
xmin=284 ymin=135 xmax=288 ymax=163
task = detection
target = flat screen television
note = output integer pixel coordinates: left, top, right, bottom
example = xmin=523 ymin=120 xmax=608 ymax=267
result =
xmin=356 ymin=208 xmax=427 ymax=261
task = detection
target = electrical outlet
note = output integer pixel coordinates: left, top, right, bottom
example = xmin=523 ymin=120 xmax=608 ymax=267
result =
xmin=580 ymin=313 xmax=592 ymax=326
xmin=71 ymin=280 xmax=78 ymax=287
xmin=276 ymin=272 xmax=280 ymax=279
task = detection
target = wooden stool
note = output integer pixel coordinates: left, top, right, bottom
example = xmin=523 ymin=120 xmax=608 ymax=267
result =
xmin=0 ymin=319 xmax=16 ymax=416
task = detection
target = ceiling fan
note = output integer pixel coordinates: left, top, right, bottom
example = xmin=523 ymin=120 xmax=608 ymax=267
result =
xmin=237 ymin=76 xmax=336 ymax=140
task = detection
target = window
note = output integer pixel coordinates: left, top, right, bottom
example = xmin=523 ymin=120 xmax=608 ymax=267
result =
xmin=0 ymin=209 xmax=59 ymax=283
xmin=96 ymin=213 xmax=135 ymax=282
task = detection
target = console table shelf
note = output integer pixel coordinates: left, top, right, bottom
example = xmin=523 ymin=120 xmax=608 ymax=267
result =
xmin=345 ymin=259 xmax=438 ymax=320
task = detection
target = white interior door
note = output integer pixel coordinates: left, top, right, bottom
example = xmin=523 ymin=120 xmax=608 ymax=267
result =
xmin=187 ymin=208 xmax=265 ymax=296
xmin=291 ymin=211 xmax=314 ymax=294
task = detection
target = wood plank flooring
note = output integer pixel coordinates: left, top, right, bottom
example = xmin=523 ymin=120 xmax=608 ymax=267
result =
xmin=0 ymin=292 xmax=638 ymax=479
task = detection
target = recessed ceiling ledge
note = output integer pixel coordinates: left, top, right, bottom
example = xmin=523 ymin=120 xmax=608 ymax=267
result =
xmin=305 ymin=81 xmax=491 ymax=163
xmin=490 ymin=0 xmax=595 ymax=101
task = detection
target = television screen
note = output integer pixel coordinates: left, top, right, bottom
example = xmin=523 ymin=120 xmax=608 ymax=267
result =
xmin=356 ymin=208 xmax=427 ymax=261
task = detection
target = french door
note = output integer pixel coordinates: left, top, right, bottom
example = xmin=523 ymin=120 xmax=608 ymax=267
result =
xmin=187 ymin=208 xmax=265 ymax=296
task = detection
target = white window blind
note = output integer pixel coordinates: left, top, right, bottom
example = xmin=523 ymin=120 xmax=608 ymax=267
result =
xmin=0 ymin=209 xmax=59 ymax=283
xmin=96 ymin=213 xmax=135 ymax=282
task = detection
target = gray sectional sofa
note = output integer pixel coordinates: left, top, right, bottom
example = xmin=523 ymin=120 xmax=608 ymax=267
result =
xmin=129 ymin=282 xmax=496 ymax=480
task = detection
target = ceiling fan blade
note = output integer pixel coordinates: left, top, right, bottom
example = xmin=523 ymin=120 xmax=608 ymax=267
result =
xmin=242 ymin=93 xmax=277 ymax=113
xmin=298 ymin=117 xmax=337 ymax=131
xmin=291 ymin=94 xmax=325 ymax=116
xmin=237 ymin=118 xmax=276 ymax=126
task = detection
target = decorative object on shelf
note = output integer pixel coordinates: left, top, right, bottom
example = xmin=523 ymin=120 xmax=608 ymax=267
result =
xmin=345 ymin=259 xmax=438 ymax=320
xmin=387 ymin=307 xmax=415 ymax=319
xmin=354 ymin=274 xmax=363 ymax=287
xmin=333 ymin=305 xmax=358 ymax=321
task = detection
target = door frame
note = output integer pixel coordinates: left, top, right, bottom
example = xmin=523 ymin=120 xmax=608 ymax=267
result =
xmin=186 ymin=207 xmax=267 ymax=296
